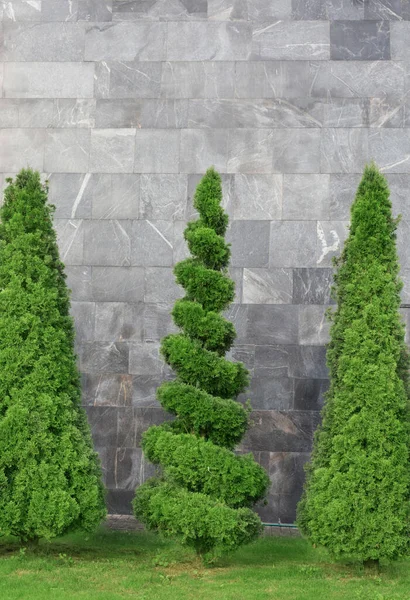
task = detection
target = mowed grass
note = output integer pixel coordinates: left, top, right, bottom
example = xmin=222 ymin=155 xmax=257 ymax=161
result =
xmin=0 ymin=528 xmax=409 ymax=600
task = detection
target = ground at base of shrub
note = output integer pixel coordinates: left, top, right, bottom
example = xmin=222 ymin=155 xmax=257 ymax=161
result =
xmin=0 ymin=528 xmax=409 ymax=600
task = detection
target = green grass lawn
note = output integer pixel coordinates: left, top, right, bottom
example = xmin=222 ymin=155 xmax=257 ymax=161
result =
xmin=0 ymin=528 xmax=409 ymax=600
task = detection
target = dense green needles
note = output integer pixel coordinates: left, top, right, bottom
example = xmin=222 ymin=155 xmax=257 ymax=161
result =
xmin=0 ymin=170 xmax=106 ymax=542
xmin=133 ymin=167 xmax=269 ymax=560
xmin=298 ymin=164 xmax=410 ymax=563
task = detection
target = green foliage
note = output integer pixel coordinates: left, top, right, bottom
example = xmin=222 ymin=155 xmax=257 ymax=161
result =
xmin=297 ymin=163 xmax=410 ymax=563
xmin=133 ymin=167 xmax=269 ymax=559
xmin=0 ymin=169 xmax=106 ymax=542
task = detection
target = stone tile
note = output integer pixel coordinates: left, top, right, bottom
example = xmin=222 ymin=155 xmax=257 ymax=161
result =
xmin=91 ymin=174 xmax=140 ymax=219
xmin=270 ymin=221 xmax=317 ymax=268
xmin=289 ymin=346 xmax=328 ymax=379
xmin=245 ymin=305 xmax=299 ymax=345
xmin=292 ymin=0 xmax=327 ymax=19
xmin=41 ymin=0 xmax=79 ymax=21
xmin=145 ymin=267 xmax=183 ymax=304
xmin=0 ymin=128 xmax=45 ymax=171
xmin=247 ymin=0 xmax=292 ymax=19
xmin=251 ymin=21 xmax=330 ymax=61
xmin=401 ymin=270 xmax=410 ymax=304
xmin=323 ymin=98 xmax=369 ymax=128
xmin=397 ymin=220 xmax=410 ymax=268
xmin=234 ymin=61 xmax=314 ymax=99
xmin=135 ymin=130 xmax=180 ymax=174
xmin=90 ymin=129 xmax=135 ymax=173
xmin=245 ymin=377 xmax=294 ymax=410
xmin=388 ymin=174 xmax=410 ymax=220
xmin=328 ymin=173 xmax=360 ymax=220
xmin=161 ymin=61 xmax=235 ymax=99
xmin=309 ymin=60 xmax=405 ymax=99
xmin=52 ymin=99 xmax=96 ymax=128
xmin=112 ymin=0 xmax=208 ymax=21
xmin=243 ymin=268 xmax=293 ymax=304
xmin=91 ymin=267 xmax=145 ymax=302
xmin=227 ymin=129 xmax=274 ymax=174
xmin=82 ymin=373 xmax=133 ymax=407
xmin=1 ymin=21 xmax=85 ymax=61
xmin=392 ymin=24 xmax=410 ymax=61
xmin=48 ymin=174 xmax=92 ymax=219
xmin=129 ymin=342 xmax=168 ymax=376
xmin=173 ymin=221 xmax=190 ymax=264
xmin=283 ymin=174 xmax=329 ymax=220
xmin=80 ymin=342 xmax=129 ymax=374
xmin=207 ymin=0 xmax=248 ymax=20
xmin=86 ymin=407 xmax=118 ymax=447
xmin=132 ymin=375 xmax=162 ymax=407
xmin=44 ymin=129 xmax=90 ymax=173
xmin=167 ymin=22 xmax=252 ymax=61
xmin=233 ymin=174 xmax=282 ymax=221
xmin=369 ymin=129 xmax=410 ymax=173
xmin=143 ymin=303 xmax=176 ymax=343
xmin=227 ymin=221 xmax=270 ymax=268
xmin=65 ymin=266 xmax=93 ymax=301
xmin=96 ymin=99 xmax=188 ymax=128
xmin=55 ymin=219 xmax=84 ymax=266
xmin=83 ymin=221 xmax=131 ymax=267
xmin=330 ymin=20 xmax=390 ymax=61
xmin=105 ymin=490 xmax=134 ymax=514
xmin=325 ymin=0 xmax=364 ymax=20
xmin=85 ymin=22 xmax=167 ymax=61
xmin=3 ymin=62 xmax=95 ymax=98
xmin=272 ymin=130 xmax=321 ymax=174
xmin=316 ymin=221 xmax=348 ymax=267
xmin=227 ymin=344 xmax=255 ymax=373
xmin=365 ymin=0 xmax=403 ymax=19
xmin=131 ymin=220 xmax=173 ymax=267
xmin=188 ymin=98 xmax=323 ymax=129
xmin=180 ymin=130 xmax=228 ymax=173
xmin=71 ymin=301 xmax=95 ymax=342
xmin=224 ymin=304 xmax=249 ymax=344
xmin=229 ymin=267 xmax=244 ymax=303
xmin=78 ymin=0 xmax=113 ymax=20
xmin=254 ymin=344 xmax=293 ymax=378
xmin=369 ymin=97 xmax=405 ymax=128
xmin=94 ymin=302 xmax=144 ymax=342
xmin=242 ymin=410 xmax=320 ymax=452
xmin=299 ymin=305 xmax=331 ymax=345
xmin=110 ymin=448 xmax=155 ymax=491
xmin=320 ymin=128 xmax=369 ymax=173
xmin=0 ymin=99 xmax=54 ymax=128
xmin=97 ymin=61 xmax=162 ymax=100
xmin=2 ymin=1 xmax=43 ymax=20
xmin=133 ymin=407 xmax=172 ymax=447
xmin=294 ymin=378 xmax=329 ymax=411
xmin=139 ymin=174 xmax=187 ymax=220
xmin=292 ymin=268 xmax=334 ymax=305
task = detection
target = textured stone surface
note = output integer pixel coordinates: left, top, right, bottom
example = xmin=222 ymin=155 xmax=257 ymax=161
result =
xmin=2 ymin=3 xmax=409 ymax=525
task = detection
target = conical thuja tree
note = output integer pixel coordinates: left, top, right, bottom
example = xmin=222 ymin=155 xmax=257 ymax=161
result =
xmin=298 ymin=164 xmax=410 ymax=563
xmin=0 ymin=170 xmax=106 ymax=542
xmin=133 ymin=167 xmax=269 ymax=560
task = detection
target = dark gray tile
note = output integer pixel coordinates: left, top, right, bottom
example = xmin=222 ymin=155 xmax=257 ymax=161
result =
xmin=244 ymin=376 xmax=294 ymax=410
xmin=82 ymin=373 xmax=134 ymax=406
xmin=364 ymin=0 xmax=402 ymax=19
xmin=86 ymin=406 xmax=118 ymax=447
xmin=245 ymin=305 xmax=299 ymax=345
xmin=294 ymin=379 xmax=329 ymax=411
xmin=330 ymin=21 xmax=390 ymax=61
xmin=289 ymin=346 xmax=328 ymax=379
xmin=292 ymin=0 xmax=326 ymax=19
xmin=80 ymin=342 xmax=129 ymax=374
xmin=292 ymin=268 xmax=335 ymax=305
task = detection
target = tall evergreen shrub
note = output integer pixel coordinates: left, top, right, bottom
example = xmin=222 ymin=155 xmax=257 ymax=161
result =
xmin=133 ymin=167 xmax=269 ymax=560
xmin=298 ymin=164 xmax=410 ymax=563
xmin=0 ymin=170 xmax=106 ymax=542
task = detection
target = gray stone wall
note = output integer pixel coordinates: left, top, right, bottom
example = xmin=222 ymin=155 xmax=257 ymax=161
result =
xmin=1 ymin=0 xmax=410 ymax=522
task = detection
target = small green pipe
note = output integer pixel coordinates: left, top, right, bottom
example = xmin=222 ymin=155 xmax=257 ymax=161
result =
xmin=262 ymin=522 xmax=298 ymax=529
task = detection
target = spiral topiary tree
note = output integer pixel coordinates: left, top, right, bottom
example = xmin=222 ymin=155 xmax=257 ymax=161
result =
xmin=297 ymin=163 xmax=410 ymax=565
xmin=0 ymin=170 xmax=106 ymax=543
xmin=133 ymin=167 xmax=269 ymax=560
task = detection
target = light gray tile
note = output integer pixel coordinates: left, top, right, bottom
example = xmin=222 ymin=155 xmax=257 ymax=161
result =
xmin=91 ymin=174 xmax=140 ymax=219
xmin=71 ymin=301 xmax=95 ymax=343
xmin=145 ymin=267 xmax=183 ymax=303
xmin=243 ymin=268 xmax=293 ymax=304
xmin=134 ymin=130 xmax=180 ymax=174
xmin=270 ymin=221 xmax=317 ymax=268
xmin=1 ymin=22 xmax=85 ymax=61
xmin=251 ymin=21 xmax=330 ymax=60
xmin=47 ymin=173 xmax=93 ymax=219
xmin=323 ymin=98 xmax=368 ymax=128
xmin=227 ymin=221 xmax=270 ymax=268
xmin=283 ymin=174 xmax=330 ymax=220
xmin=292 ymin=0 xmax=327 ymax=19
xmin=272 ymin=130 xmax=321 ymax=174
xmin=388 ymin=174 xmax=410 ymax=220
xmin=227 ymin=129 xmax=274 ymax=173
xmin=85 ymin=22 xmax=167 ymax=61
xmin=91 ymin=267 xmax=145 ymax=302
xmin=101 ymin=61 xmax=162 ymax=99
xmin=299 ymin=305 xmax=330 ymax=345
xmin=365 ymin=0 xmax=403 ymax=20
xmin=328 ymin=173 xmax=360 ymax=220
xmin=112 ymin=0 xmax=207 ymax=21
xmin=167 ymin=21 xmax=252 ymax=60
xmin=131 ymin=220 xmax=174 ymax=266
xmin=248 ymin=0 xmax=292 ymax=19
xmin=83 ymin=220 xmax=131 ymax=266
xmin=78 ymin=0 xmax=113 ymax=20
xmin=208 ymin=0 xmax=248 ymax=20
xmin=55 ymin=219 xmax=84 ymax=266
xmin=41 ymin=0 xmax=79 ymax=21
xmin=234 ymin=174 xmax=282 ymax=220
xmin=3 ymin=0 xmax=42 ymax=20
xmin=96 ymin=99 xmax=188 ymax=128
xmin=0 ymin=128 xmax=45 ymax=171
xmin=45 ymin=129 xmax=90 ymax=173
xmin=180 ymin=129 xmax=228 ymax=173
xmin=391 ymin=23 xmax=410 ymax=60
xmin=234 ymin=61 xmax=314 ymax=99
xmin=65 ymin=266 xmax=93 ymax=301
xmin=369 ymin=129 xmax=410 ymax=173
xmin=321 ymin=128 xmax=369 ymax=173
xmin=369 ymin=97 xmax=405 ymax=128
xmin=161 ymin=61 xmax=235 ymax=99
xmin=94 ymin=302 xmax=144 ymax=342
xmin=326 ymin=0 xmax=364 ymax=20
xmin=139 ymin=174 xmax=187 ymax=220
xmin=90 ymin=129 xmax=136 ymax=173
xmin=316 ymin=221 xmax=349 ymax=267
xmin=3 ymin=62 xmax=94 ymax=98
xmin=53 ymin=99 xmax=96 ymax=128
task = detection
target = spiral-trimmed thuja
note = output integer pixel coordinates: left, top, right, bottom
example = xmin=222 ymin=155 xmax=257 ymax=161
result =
xmin=133 ymin=168 xmax=269 ymax=559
